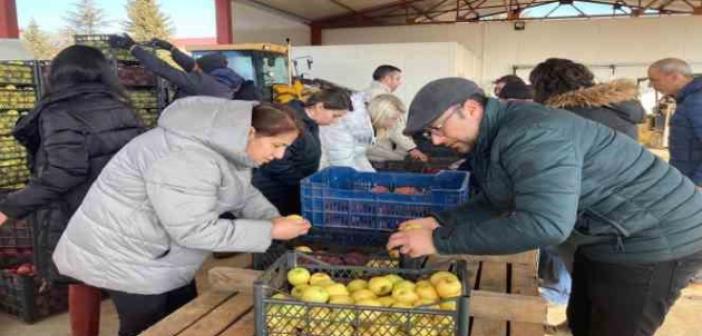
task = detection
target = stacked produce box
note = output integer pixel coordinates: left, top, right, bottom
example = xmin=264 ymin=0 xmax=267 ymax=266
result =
xmin=0 ymin=190 xmax=68 ymax=323
xmin=0 ymin=61 xmax=37 ymax=189
xmin=74 ymin=34 xmax=162 ymax=128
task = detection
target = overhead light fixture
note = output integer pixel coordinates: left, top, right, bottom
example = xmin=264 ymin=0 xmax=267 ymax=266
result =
xmin=514 ymin=20 xmax=526 ymax=30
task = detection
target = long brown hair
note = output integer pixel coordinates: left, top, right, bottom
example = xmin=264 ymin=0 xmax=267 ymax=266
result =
xmin=251 ymin=103 xmax=303 ymax=137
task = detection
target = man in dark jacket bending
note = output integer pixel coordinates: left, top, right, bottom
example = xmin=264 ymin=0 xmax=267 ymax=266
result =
xmin=387 ymin=77 xmax=702 ymax=336
xmin=109 ymin=34 xmax=246 ymax=100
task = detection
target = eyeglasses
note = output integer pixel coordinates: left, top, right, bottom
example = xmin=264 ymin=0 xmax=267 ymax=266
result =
xmin=422 ymin=105 xmax=461 ymax=139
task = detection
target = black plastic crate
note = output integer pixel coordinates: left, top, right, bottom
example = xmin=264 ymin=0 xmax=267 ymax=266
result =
xmin=0 ymin=266 xmax=68 ymax=323
xmin=252 ymin=234 xmax=398 ymax=271
xmin=254 ymin=252 xmax=470 ymax=336
xmin=371 ymin=157 xmax=461 ymax=174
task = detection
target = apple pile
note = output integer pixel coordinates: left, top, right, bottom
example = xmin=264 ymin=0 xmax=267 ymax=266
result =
xmin=0 ymin=88 xmax=36 ymax=109
xmin=267 ymin=267 xmax=462 ymax=335
xmin=0 ymin=63 xmax=34 ymax=85
xmin=370 ymin=185 xmax=424 ymax=195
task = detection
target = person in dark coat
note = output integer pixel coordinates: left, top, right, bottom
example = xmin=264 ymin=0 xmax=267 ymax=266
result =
xmin=0 ymin=45 xmax=144 ymax=336
xmin=649 ymin=58 xmax=702 ymax=283
xmin=389 ymin=77 xmax=702 ymax=336
xmin=493 ymin=74 xmax=533 ymax=100
xmin=531 ymin=58 xmax=645 ymax=139
xmin=649 ymin=58 xmax=702 ymax=185
xmin=253 ymin=88 xmax=352 ymax=215
xmin=529 ymin=59 xmax=646 ymax=305
xmin=108 ymin=34 xmax=246 ymax=100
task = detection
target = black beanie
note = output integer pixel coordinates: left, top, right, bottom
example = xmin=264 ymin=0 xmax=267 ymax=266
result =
xmin=196 ymin=53 xmax=228 ymax=73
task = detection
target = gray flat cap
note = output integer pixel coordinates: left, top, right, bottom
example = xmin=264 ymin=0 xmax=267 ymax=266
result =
xmin=404 ymin=77 xmax=484 ymax=135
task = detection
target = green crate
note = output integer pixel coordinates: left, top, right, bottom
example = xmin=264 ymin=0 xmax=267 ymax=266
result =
xmin=254 ymin=252 xmax=470 ymax=336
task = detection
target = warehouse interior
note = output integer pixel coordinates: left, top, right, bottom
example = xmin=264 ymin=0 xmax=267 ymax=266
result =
xmin=1 ymin=0 xmax=702 ymax=335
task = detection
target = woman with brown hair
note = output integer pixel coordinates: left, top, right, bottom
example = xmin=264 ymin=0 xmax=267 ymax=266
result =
xmin=51 ymin=97 xmax=311 ymax=336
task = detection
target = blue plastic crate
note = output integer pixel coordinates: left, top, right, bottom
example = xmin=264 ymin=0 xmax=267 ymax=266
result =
xmin=301 ymin=167 xmax=470 ymax=232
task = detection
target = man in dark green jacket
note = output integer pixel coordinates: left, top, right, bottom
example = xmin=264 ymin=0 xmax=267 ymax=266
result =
xmin=387 ymin=77 xmax=702 ymax=336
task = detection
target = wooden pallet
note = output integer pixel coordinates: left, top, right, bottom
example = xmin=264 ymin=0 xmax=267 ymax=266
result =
xmin=463 ymin=250 xmax=546 ymax=336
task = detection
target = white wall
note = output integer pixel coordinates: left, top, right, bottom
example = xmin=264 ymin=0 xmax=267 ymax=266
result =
xmin=231 ymin=1 xmax=310 ymax=46
xmin=292 ymin=42 xmax=478 ymax=105
xmin=322 ymin=16 xmax=702 ymax=90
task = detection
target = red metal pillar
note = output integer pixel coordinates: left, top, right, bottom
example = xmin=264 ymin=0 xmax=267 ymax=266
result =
xmin=215 ymin=0 xmax=233 ymax=44
xmin=310 ymin=24 xmax=322 ymax=46
xmin=0 ymin=0 xmax=19 ymax=38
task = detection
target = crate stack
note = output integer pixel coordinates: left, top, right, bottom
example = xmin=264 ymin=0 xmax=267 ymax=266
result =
xmin=0 ymin=61 xmax=36 ymax=189
xmin=74 ymin=34 xmax=162 ymax=128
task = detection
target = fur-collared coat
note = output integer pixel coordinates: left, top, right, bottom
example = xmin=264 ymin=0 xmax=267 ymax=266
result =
xmin=545 ymin=79 xmax=646 ymax=139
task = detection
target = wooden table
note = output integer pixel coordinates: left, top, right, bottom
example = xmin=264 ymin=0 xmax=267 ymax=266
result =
xmin=142 ymin=251 xmax=547 ymax=336
xmin=141 ymin=289 xmax=254 ymax=336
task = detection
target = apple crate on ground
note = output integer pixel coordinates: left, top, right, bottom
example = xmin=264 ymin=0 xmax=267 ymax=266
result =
xmin=0 ymin=265 xmax=68 ymax=323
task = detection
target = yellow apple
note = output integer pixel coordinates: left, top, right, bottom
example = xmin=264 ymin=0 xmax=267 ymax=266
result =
xmin=415 ymin=284 xmax=439 ymax=301
xmin=329 ymin=295 xmax=354 ymax=305
xmin=377 ymin=296 xmax=395 ymax=307
xmin=368 ymin=276 xmax=394 ymax=296
xmin=409 ymin=316 xmax=440 ymax=336
xmin=351 ymin=288 xmax=377 ymax=302
xmin=409 ymin=326 xmax=439 ymax=336
xmin=416 ymin=280 xmax=432 ymax=288
xmin=324 ymin=283 xmax=350 ymax=297
xmin=287 ymin=214 xmax=304 ymax=220
xmin=347 ymin=279 xmax=369 ymax=292
xmin=439 ymin=301 xmax=457 ymax=311
xmin=295 ymin=245 xmax=313 ymax=253
xmin=435 ymin=278 xmax=462 ymax=299
xmin=359 ymin=325 xmax=402 ymax=336
xmin=384 ymin=274 xmax=404 ymax=285
xmin=413 ymin=298 xmax=440 ymax=310
xmin=355 ymin=299 xmax=383 ymax=322
xmin=331 ymin=306 xmax=356 ymax=323
xmin=287 ymin=267 xmax=310 ymax=286
xmin=393 ymin=280 xmax=416 ymax=292
xmin=309 ymin=272 xmax=333 ymax=286
xmin=435 ymin=315 xmax=456 ymax=336
xmin=429 ymin=271 xmax=459 ymax=286
xmin=301 ymin=285 xmax=330 ymax=303
xmin=291 ymin=284 xmax=310 ymax=299
xmin=392 ymin=287 xmax=419 ymax=304
xmin=322 ymin=323 xmax=355 ymax=336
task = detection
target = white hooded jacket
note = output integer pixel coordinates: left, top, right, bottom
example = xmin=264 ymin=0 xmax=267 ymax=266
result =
xmin=53 ymin=97 xmax=279 ymax=294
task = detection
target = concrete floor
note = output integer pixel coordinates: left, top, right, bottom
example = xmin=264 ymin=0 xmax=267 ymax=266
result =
xmin=1 ymin=254 xmax=701 ymax=336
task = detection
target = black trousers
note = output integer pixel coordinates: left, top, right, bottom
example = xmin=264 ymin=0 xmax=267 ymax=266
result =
xmin=108 ymin=281 xmax=198 ymax=336
xmin=568 ymin=250 xmax=702 ymax=336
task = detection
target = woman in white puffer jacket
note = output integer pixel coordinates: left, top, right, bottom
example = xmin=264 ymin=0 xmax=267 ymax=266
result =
xmin=318 ymin=91 xmax=376 ymax=171
xmin=52 ymin=97 xmax=311 ymax=336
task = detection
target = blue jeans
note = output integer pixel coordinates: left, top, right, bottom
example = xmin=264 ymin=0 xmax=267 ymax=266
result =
xmin=539 ymin=246 xmax=572 ymax=305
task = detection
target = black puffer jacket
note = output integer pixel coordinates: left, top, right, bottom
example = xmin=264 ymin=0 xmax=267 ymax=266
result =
xmin=545 ymin=79 xmax=645 ymax=139
xmin=253 ymin=100 xmax=320 ymax=215
xmin=0 ymin=83 xmax=144 ymax=280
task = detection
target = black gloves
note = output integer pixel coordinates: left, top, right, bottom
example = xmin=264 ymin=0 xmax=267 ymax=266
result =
xmin=149 ymin=38 xmax=174 ymax=51
xmin=108 ymin=34 xmax=136 ymax=50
